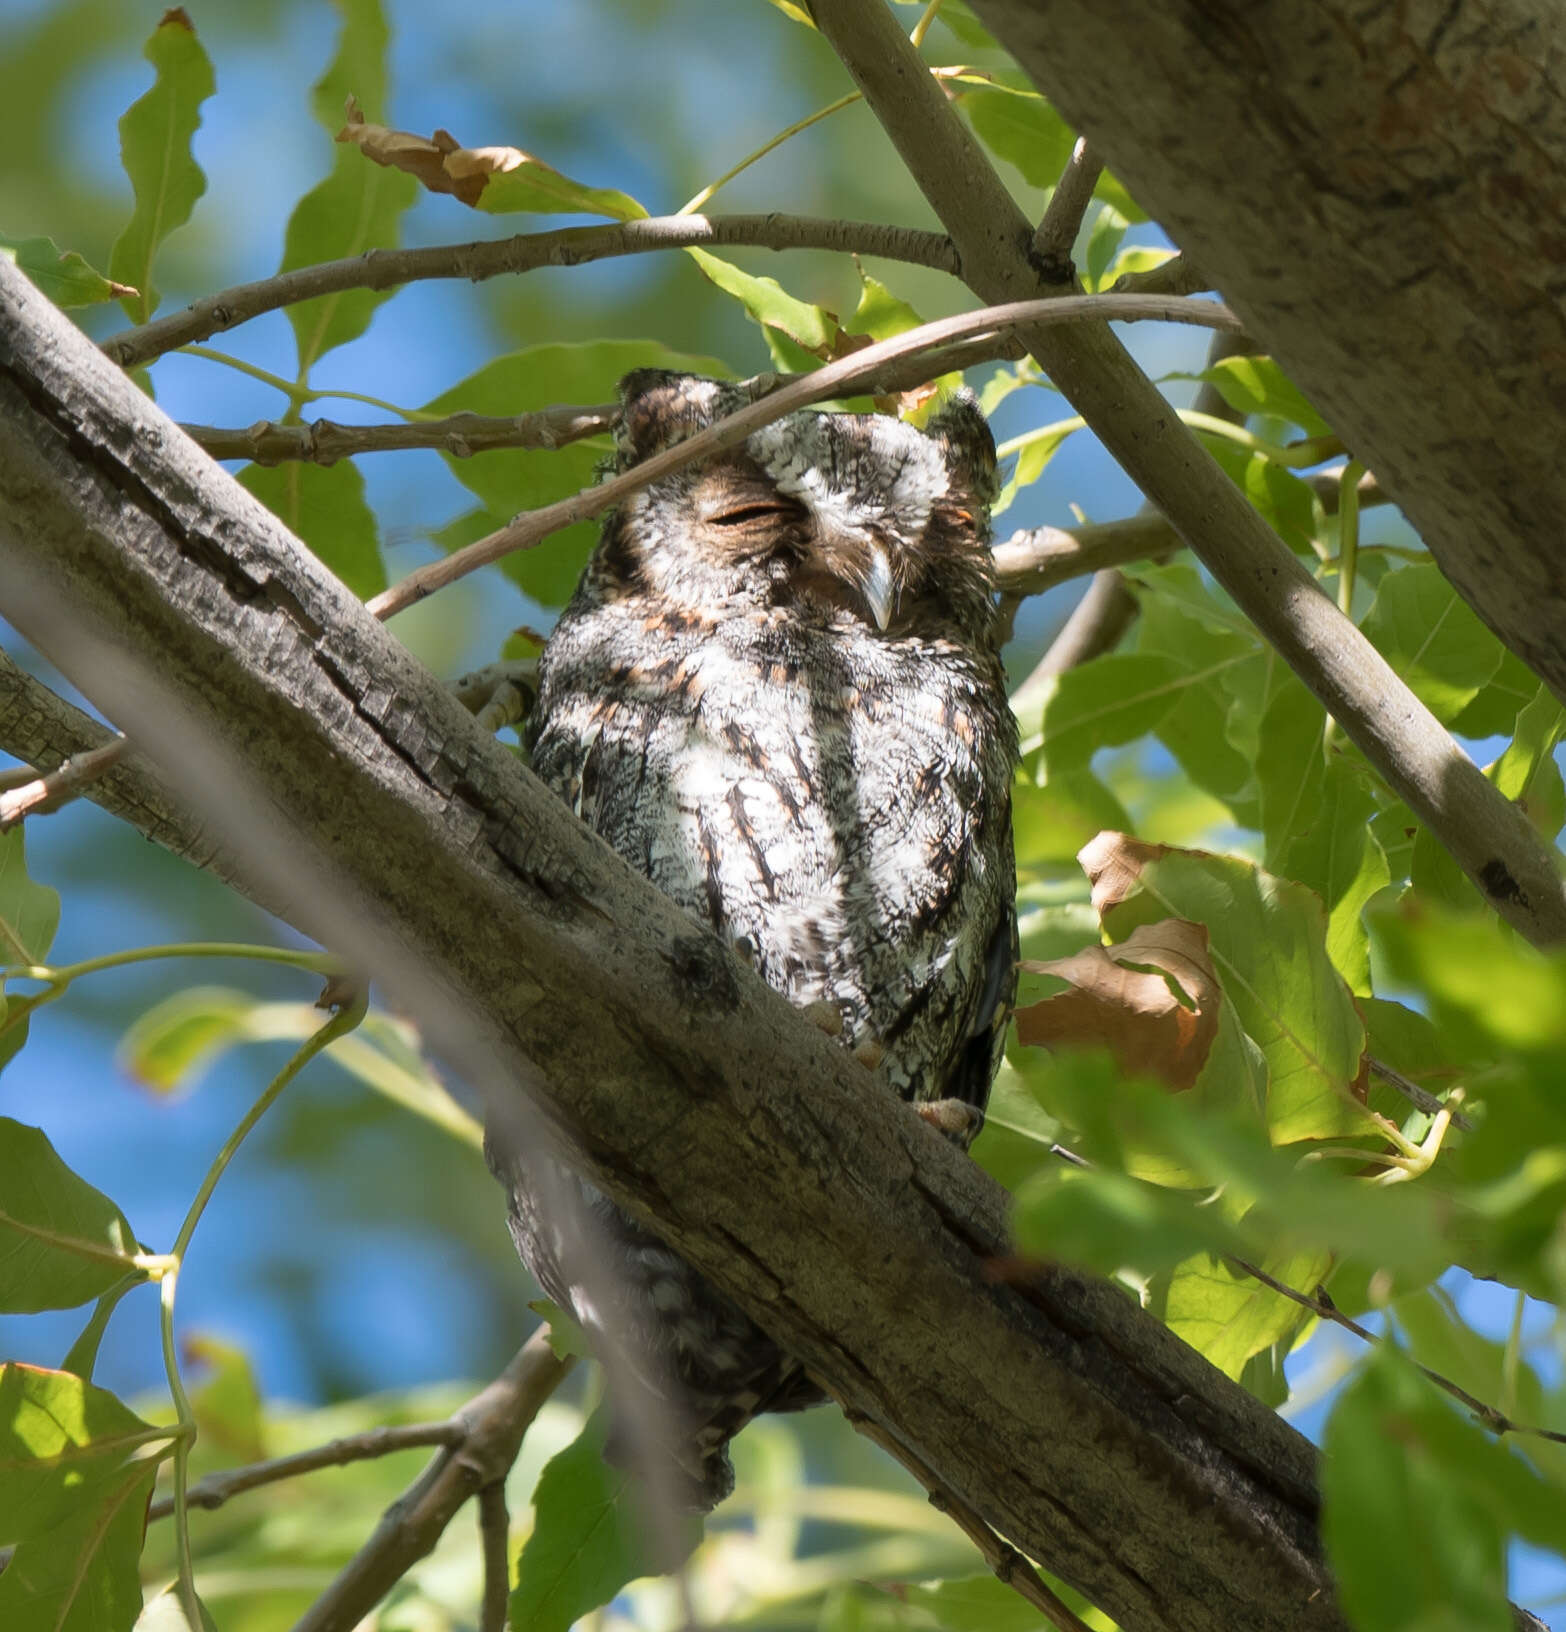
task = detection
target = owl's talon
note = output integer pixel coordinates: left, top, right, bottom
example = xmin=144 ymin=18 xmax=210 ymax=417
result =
xmin=852 ymin=1037 xmax=885 ymax=1071
xmin=801 ymin=999 xmax=844 ymax=1037
xmin=917 ymin=1098 xmax=985 ymax=1141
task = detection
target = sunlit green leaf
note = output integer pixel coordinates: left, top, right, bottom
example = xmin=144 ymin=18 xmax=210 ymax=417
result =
xmin=993 ymin=419 xmax=1076 ymax=514
xmin=1360 ymin=562 xmax=1505 ymax=724
xmin=1184 ymin=355 xmax=1332 ymax=439
xmin=0 ymin=826 xmax=61 ymax=1073
xmin=239 ymin=459 xmax=386 ymax=599
xmin=1011 ymin=772 xmax=1132 ymax=869
xmin=510 ymin=1407 xmax=701 ymax=1632
xmin=958 ymin=86 xmax=1074 ymax=193
xmin=1154 ymin=1242 xmax=1326 ymax=1382
xmin=281 ymin=0 xmax=417 ymax=373
xmin=107 ymin=8 xmax=214 ymax=323
xmin=1 ymin=235 xmax=133 ymax=308
xmin=0 ymin=1364 xmax=166 ymax=1541
xmin=1082 ymin=204 xmax=1129 ymax=290
xmin=687 ymin=247 xmax=839 ymax=354
xmin=0 ymin=1121 xmax=143 ymax=1313
xmin=0 ymin=1458 xmax=156 ymax=1632
xmin=474 ymin=157 xmax=646 ymax=221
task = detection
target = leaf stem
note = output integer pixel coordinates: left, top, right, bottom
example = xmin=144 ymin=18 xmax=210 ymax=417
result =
xmin=179 ymin=346 xmax=427 ymax=421
xmin=158 ymin=990 xmax=367 ymax=1621
xmin=678 ymin=93 xmax=863 ymax=215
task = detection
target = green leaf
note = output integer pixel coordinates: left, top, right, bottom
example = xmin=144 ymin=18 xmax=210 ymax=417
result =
xmin=116 ymin=985 xmax=263 ymax=1096
xmin=1082 ymin=204 xmax=1129 ymax=291
xmin=527 ymin=1300 xmax=593 ymax=1362
xmin=281 ymin=0 xmax=417 ymax=373
xmin=905 ymin=1571 xmax=1099 ymax=1632
xmin=0 ymin=1459 xmax=156 ymax=1632
xmin=0 ymin=826 xmax=61 ymax=1073
xmin=422 ymin=339 xmax=730 ymax=608
xmin=1360 ymin=562 xmax=1505 ymax=724
xmin=1011 ymin=772 xmax=1132 ymax=869
xmin=1254 ymin=681 xmax=1327 ymax=870
xmin=510 ymin=1407 xmax=700 ymax=1632
xmin=107 ymin=8 xmax=214 ymax=324
xmin=0 ymin=1364 xmax=166 ymax=1542
xmin=1035 ymin=654 xmax=1188 ymax=773
xmin=185 ymin=1333 xmax=265 ymax=1463
xmin=686 ymin=247 xmax=839 ymax=355
xmin=473 ymin=158 xmax=645 ymax=221
xmin=1092 ymin=839 xmax=1368 ymax=1141
xmin=958 ymin=87 xmax=1075 ymax=194
xmin=61 ymin=1277 xmax=143 ymax=1384
xmin=1322 ymin=1344 xmax=1562 ymax=1632
xmin=1273 ymin=760 xmax=1390 ymax=995
xmin=1133 ymin=574 xmax=1258 ymax=818
xmin=0 ymin=236 xmax=134 ymax=308
xmin=0 ymin=1121 xmax=144 ymax=1313
xmin=238 ymin=460 xmax=385 ymax=599
xmin=1186 ymin=355 xmax=1332 ymax=438
xmin=1489 ymin=683 xmax=1566 ymax=806
xmin=993 ymin=420 xmax=1076 ymax=515
xmin=849 ymin=265 xmax=922 ymax=340
xmin=1154 ymin=1242 xmax=1327 ymax=1381
xmin=1200 ymin=439 xmax=1321 ymax=554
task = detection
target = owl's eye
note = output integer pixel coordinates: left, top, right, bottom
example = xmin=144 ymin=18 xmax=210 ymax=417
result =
xmin=709 ymin=501 xmax=803 ymax=527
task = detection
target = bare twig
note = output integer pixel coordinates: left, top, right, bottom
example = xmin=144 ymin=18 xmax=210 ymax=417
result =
xmin=477 ymin=1481 xmax=511 ymax=1632
xmin=184 ymin=405 xmax=616 ymax=466
xmin=1111 ymin=253 xmax=1213 ymax=298
xmin=146 ymin=1422 xmax=465 ymax=1522
xmin=0 ymin=736 xmax=125 ymax=827
xmin=1223 ymin=1260 xmax=1566 ymax=1447
xmin=1031 ymin=137 xmax=1102 ymax=275
xmin=811 ymin=0 xmax=1566 ymax=948
xmin=365 ymin=292 xmax=1243 ymax=620
xmin=291 ymin=1331 xmax=572 ymax=1632
xmin=102 ymin=215 xmax=962 ymax=371
xmin=178 ymin=331 xmax=1031 ymax=469
xmin=839 ymin=1406 xmax=1093 ymax=1632
xmin=1368 ymin=1056 xmax=1474 ymax=1133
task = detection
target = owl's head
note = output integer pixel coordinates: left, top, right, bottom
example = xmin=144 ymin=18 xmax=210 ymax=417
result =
xmin=593 ymin=370 xmax=1000 ymax=637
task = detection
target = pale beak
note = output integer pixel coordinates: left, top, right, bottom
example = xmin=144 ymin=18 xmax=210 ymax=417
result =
xmin=861 ymin=541 xmax=894 ymax=631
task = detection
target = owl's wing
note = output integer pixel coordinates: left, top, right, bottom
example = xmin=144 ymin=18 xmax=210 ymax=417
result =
xmin=940 ymin=883 xmax=1019 ymax=1115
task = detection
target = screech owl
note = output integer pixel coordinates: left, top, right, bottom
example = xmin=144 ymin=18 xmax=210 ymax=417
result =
xmin=493 ymin=370 xmax=1018 ymax=1509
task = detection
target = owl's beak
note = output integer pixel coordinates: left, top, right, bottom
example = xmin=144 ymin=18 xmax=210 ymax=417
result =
xmin=861 ymin=541 xmax=894 ymax=631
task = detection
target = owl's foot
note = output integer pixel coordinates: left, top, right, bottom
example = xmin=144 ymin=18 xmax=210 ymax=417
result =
xmin=916 ymin=1097 xmax=985 ymax=1142
xmin=800 ymin=999 xmax=844 ymax=1037
xmin=452 ymin=658 xmax=540 ymax=734
xmin=852 ymin=1036 xmax=885 ymax=1070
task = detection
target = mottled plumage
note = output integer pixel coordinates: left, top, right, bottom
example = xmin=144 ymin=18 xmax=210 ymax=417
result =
xmin=499 ymin=370 xmax=1017 ymax=1508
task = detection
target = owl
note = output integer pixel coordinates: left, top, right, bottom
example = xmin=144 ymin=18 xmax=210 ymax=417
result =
xmin=493 ymin=370 xmax=1018 ymax=1509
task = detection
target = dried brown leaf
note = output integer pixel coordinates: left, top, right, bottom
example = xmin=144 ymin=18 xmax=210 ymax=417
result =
xmin=1017 ymin=918 xmax=1219 ymax=1091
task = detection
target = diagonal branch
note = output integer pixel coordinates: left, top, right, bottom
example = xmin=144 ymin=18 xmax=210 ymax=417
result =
xmin=2 ymin=243 xmax=1338 ymax=1632
xmin=101 ymin=214 xmax=961 ymax=370
xmin=809 ymin=0 xmax=1566 ymax=950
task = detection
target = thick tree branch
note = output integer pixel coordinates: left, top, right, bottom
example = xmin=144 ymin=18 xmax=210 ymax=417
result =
xmin=2 ymin=247 xmax=1336 ymax=1632
xmin=810 ymin=0 xmax=1566 ymax=949
xmin=967 ymin=0 xmax=1566 ymax=711
xmin=101 ymin=215 xmax=961 ymax=370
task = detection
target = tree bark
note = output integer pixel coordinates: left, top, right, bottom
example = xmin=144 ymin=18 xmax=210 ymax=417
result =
xmin=969 ymin=0 xmax=1566 ymax=705
xmin=0 ymin=258 xmax=1344 ymax=1630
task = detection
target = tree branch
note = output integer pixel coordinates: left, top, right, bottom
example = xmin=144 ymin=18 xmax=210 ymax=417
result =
xmin=2 ymin=245 xmax=1339 ymax=1632
xmin=365 ymin=292 xmax=1244 ymax=620
xmin=291 ymin=1333 xmax=571 ymax=1632
xmin=147 ymin=1423 xmax=465 ymax=1522
xmin=101 ymin=215 xmax=961 ymax=370
xmin=810 ymin=0 xmax=1566 ymax=950
xmin=1031 ymin=136 xmax=1102 ymax=277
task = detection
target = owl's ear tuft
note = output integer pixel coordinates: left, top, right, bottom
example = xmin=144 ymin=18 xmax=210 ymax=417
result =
xmin=925 ymin=391 xmax=999 ymax=511
xmin=617 ymin=371 xmax=736 ymax=466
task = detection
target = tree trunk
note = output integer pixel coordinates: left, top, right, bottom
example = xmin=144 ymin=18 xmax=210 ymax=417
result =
xmin=970 ymin=0 xmax=1566 ymax=704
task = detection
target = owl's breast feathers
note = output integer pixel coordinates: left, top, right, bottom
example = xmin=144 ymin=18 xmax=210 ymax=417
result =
xmin=531 ymin=573 xmax=1016 ymax=1117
